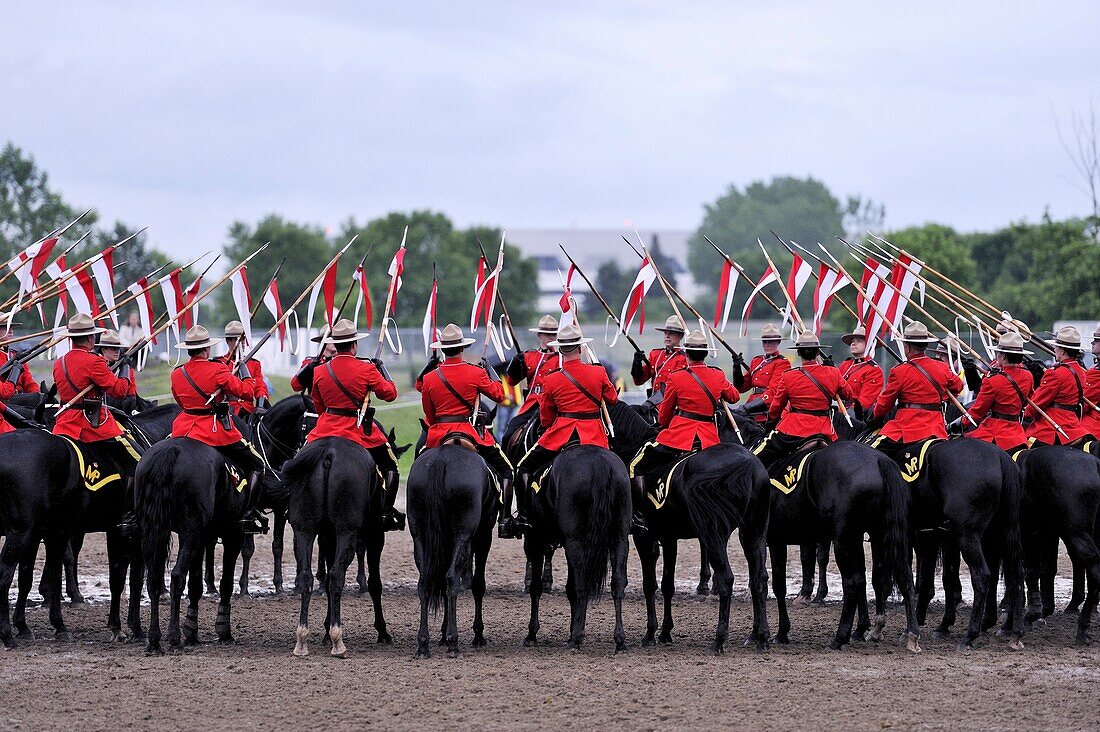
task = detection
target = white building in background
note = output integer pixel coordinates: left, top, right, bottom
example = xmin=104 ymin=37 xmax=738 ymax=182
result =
xmin=508 ymin=228 xmax=698 ymax=315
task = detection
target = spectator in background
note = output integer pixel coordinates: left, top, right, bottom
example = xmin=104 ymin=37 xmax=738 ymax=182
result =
xmin=494 ymin=359 xmax=521 ymax=433
xmin=604 ymin=360 xmax=625 ymax=394
xmin=119 ymin=311 xmax=142 ymax=347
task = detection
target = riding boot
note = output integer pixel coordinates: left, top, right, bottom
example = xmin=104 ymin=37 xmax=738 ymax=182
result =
xmin=497 ymin=477 xmax=520 ymax=539
xmin=630 ymin=476 xmax=649 ymax=536
xmin=514 ymin=476 xmax=531 ymax=533
xmin=239 ymin=470 xmax=269 ymax=535
xmin=116 ymin=476 xmax=139 ymax=539
xmin=380 ymin=470 xmax=406 ymax=532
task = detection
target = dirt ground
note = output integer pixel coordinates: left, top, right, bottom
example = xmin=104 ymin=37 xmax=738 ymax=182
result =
xmin=2 ymin=520 xmax=1099 ymax=731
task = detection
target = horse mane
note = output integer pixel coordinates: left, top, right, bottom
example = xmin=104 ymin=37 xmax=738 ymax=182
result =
xmin=608 ymin=401 xmax=659 ymax=453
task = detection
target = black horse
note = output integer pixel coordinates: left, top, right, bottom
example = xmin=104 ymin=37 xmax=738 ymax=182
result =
xmin=282 ymin=437 xmax=382 ymax=657
xmin=523 ymin=442 xmax=631 ymax=652
xmin=498 ymin=412 xmax=559 ymax=592
xmin=138 ymin=436 xmax=281 ymax=654
xmin=407 ymin=443 xmax=495 ymax=658
xmin=1019 ymin=446 xmax=1100 ymax=644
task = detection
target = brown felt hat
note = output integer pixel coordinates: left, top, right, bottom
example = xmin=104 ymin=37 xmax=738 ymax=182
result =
xmin=655 ymin=315 xmax=686 ymax=334
xmin=898 ymin=321 xmax=939 ymax=344
xmin=98 ymin=330 xmax=122 ymax=348
xmin=175 ymin=325 xmax=222 ymax=350
xmin=323 ymin=318 xmax=370 ymax=345
xmin=529 ymin=315 xmax=559 ymax=334
xmin=794 ymin=331 xmax=830 ymax=350
xmin=841 ymin=325 xmax=867 ymax=346
xmin=548 ymin=324 xmax=592 ymax=348
xmin=993 ymin=331 xmax=1032 ymax=355
xmin=1046 ymin=326 xmax=1082 ymax=349
xmin=62 ymin=313 xmax=106 ymax=338
xmin=760 ymin=323 xmax=783 ymax=341
xmin=679 ymin=329 xmax=716 ymax=355
xmin=430 ymin=323 xmax=476 ymax=350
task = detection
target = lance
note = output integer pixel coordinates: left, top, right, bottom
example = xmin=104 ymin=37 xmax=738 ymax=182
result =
xmin=249 ymin=254 xmax=285 ymax=320
xmin=468 ymin=233 xmax=507 ymax=431
xmin=358 ymin=226 xmax=407 ymax=427
xmin=558 ymin=245 xmax=644 ymax=354
xmin=475 ymin=235 xmax=521 ymax=350
xmin=302 ymin=242 xmax=369 ymax=369
xmin=703 ymin=235 xmax=786 ymax=318
xmin=56 ymin=246 xmax=265 ymax=416
xmin=0 ymin=231 xmax=90 ymax=302
xmin=1 ymin=208 xmax=94 ymax=278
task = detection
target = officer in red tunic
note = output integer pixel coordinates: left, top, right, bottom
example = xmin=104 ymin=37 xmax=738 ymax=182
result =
xmin=733 ymin=323 xmax=791 ymax=422
xmin=417 ymin=323 xmax=513 ymax=527
xmin=53 ymin=314 xmax=143 ymax=536
xmin=1025 ymin=326 xmax=1091 ymax=446
xmin=1083 ymin=325 xmax=1100 ymax=437
xmin=291 ymin=341 xmax=337 ymax=392
xmin=0 ymin=315 xmax=40 ymax=396
xmin=305 ymin=319 xmax=403 ymax=530
xmin=631 ymin=315 xmax=688 ymax=398
xmin=215 ymin=320 xmax=270 ymax=418
xmin=629 ymin=330 xmax=737 ymax=530
xmin=869 ymin=321 xmax=963 ymax=459
xmin=501 ymin=314 xmax=558 ymax=445
xmin=170 ymin=324 xmax=268 ymax=534
xmin=949 ymin=331 xmax=1034 ymax=451
xmin=96 ymin=330 xmax=140 ymax=409
xmin=838 ymin=325 xmax=883 ymax=418
xmin=752 ymin=332 xmax=853 ymax=467
xmin=514 ymin=324 xmax=620 ymax=534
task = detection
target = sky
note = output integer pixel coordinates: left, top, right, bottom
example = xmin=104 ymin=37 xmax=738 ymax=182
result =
xmin=3 ymin=2 xmax=1099 ymax=260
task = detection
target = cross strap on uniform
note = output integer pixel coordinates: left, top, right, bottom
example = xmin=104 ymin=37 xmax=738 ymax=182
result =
xmin=323 ymin=362 xmax=362 ymax=408
xmin=681 ymin=366 xmax=721 ymax=426
xmin=793 ymin=367 xmax=836 ymax=413
xmin=995 ymin=371 xmax=1027 ymax=419
xmin=907 ymin=359 xmax=946 ymax=402
xmin=1053 ymin=362 xmax=1084 ymax=412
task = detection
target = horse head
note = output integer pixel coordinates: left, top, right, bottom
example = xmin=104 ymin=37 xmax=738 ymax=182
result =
xmin=387 ymin=426 xmax=413 ymax=458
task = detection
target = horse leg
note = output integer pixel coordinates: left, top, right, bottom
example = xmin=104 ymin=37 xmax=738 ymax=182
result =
xmin=327 ymin=532 xmax=354 ymax=658
xmin=813 ymin=541 xmax=832 ymax=604
xmin=355 ymin=535 xmax=368 ymax=595
xmin=869 ymin=537 xmax=890 ymax=643
xmin=637 ymin=536 xmax=660 ymax=646
xmin=183 ymin=550 xmax=204 ymax=646
xmin=127 ymin=552 xmax=145 ymax=640
xmin=829 ymin=539 xmax=866 ymax=651
xmin=1064 ymin=534 xmax=1100 ymax=646
xmin=659 ymin=540 xmax=678 ymax=644
xmin=293 ymin=530 xmax=315 ymax=656
xmin=203 ymin=537 xmax=217 ymax=596
xmin=105 ymin=533 xmax=128 ymax=642
xmin=314 ymin=543 xmax=328 ymax=597
xmin=957 ymin=532 xmax=991 ymax=651
xmin=914 ymin=532 xmax=939 ymax=629
xmin=445 ymin=538 xmax=469 ymax=658
xmin=318 ymin=532 xmax=335 ymax=643
xmin=937 ymin=538 xmax=963 ymax=635
xmin=470 ymin=523 xmax=491 ymax=648
xmin=43 ymin=533 xmax=71 ymax=640
xmin=1065 ymin=553 xmax=1085 ymax=614
xmin=166 ymin=531 xmax=195 ymax=650
xmin=796 ymin=543 xmax=815 ymax=602
xmin=1040 ymin=529 xmax=1059 ymax=617
xmin=696 ymin=542 xmax=712 ymax=596
xmin=65 ymin=533 xmax=86 ymax=604
xmin=415 ymin=543 xmax=432 ymax=659
xmin=365 ymin=529 xmax=391 ymax=644
xmin=771 ymin=543 xmax=791 ymax=643
xmin=238 ymin=534 xmax=254 ymax=597
xmin=738 ymin=513 xmax=772 ymax=652
xmin=523 ymin=536 xmax=545 ymax=647
xmin=981 ymin=538 xmax=1003 ymax=633
xmin=542 ymin=544 xmax=554 ymax=592
xmin=216 ymin=535 xmax=243 ymax=643
xmin=563 ymin=552 xmax=590 ymax=652
xmin=0 ymin=531 xmax=33 ymax=647
xmin=13 ymin=554 xmax=35 ymax=639
xmin=612 ymin=533 xmax=629 ymax=653
xmin=272 ymin=510 xmax=287 ymax=596
xmin=854 ymin=541 xmax=872 ymax=642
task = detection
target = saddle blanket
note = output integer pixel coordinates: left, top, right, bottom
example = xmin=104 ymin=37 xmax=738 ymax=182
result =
xmin=645 ymin=451 xmax=696 ymax=511
xmin=767 ymin=446 xmax=818 ymax=495
xmin=59 ymin=437 xmax=123 ymax=493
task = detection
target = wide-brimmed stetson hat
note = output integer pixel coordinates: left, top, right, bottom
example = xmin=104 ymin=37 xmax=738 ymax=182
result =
xmin=62 ymin=313 xmax=106 ymax=338
xmin=175 ymin=324 xmax=222 ymax=350
xmin=678 ymin=329 xmax=716 ymax=355
xmin=760 ymin=323 xmax=783 ymax=341
xmin=430 ymin=323 xmax=476 ymax=350
xmin=548 ymin=324 xmax=592 ymax=348
xmin=529 ymin=314 xmax=559 ymax=334
xmin=655 ymin=315 xmax=686 ymax=334
xmin=1046 ymin=326 xmax=1082 ymax=349
xmin=929 ymin=335 xmax=964 ymax=357
xmin=323 ymin=318 xmax=370 ymax=345
xmin=993 ymin=330 xmax=1032 ymax=355
xmin=897 ymin=321 xmax=939 ymax=344
xmin=98 ymin=330 xmax=122 ymax=348
xmin=794 ymin=331 xmax=830 ymax=351
xmin=841 ymin=325 xmax=867 ymax=346
xmin=224 ymin=320 xmax=248 ymax=342
xmin=1093 ymin=324 xmax=1100 ymax=342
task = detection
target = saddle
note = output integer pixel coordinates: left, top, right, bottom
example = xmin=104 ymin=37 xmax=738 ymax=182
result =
xmin=767 ymin=440 xmax=826 ymax=495
xmin=58 ymin=437 xmax=123 ymax=493
xmin=647 ymin=450 xmax=697 ymax=510
xmin=440 ymin=431 xmax=480 ymax=452
xmin=890 ymin=437 xmax=943 ymax=484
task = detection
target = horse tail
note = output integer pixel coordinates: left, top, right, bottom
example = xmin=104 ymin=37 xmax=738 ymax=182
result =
xmin=138 ymin=443 xmax=178 ymax=589
xmin=571 ymin=452 xmax=618 ymax=604
xmin=879 ymin=453 xmax=911 ymax=590
xmin=417 ymin=454 xmax=454 ymax=613
xmin=997 ymin=451 xmax=1024 ymax=600
xmin=680 ymin=446 xmax=759 ymax=543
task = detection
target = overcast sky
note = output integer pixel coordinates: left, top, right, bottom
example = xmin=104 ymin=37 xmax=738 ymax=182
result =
xmin=3 ymin=2 xmax=1098 ymax=260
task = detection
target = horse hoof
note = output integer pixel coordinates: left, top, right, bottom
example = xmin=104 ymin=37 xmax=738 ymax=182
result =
xmin=145 ymin=645 xmax=163 ymax=656
xmin=238 ymin=589 xmax=250 ymax=598
xmin=776 ymin=633 xmax=790 ymax=645
xmin=471 ymin=636 xmax=487 ymax=648
xmin=15 ymin=625 xmax=34 ymax=640
xmin=357 ymin=584 xmax=368 ymax=595
xmin=658 ymin=633 xmax=673 ymax=645
xmin=795 ymin=594 xmax=813 ymax=606
xmin=641 ymin=635 xmax=656 ymax=648
xmin=218 ymin=635 xmax=236 ymax=645
xmin=615 ymin=641 xmax=628 ymax=654
xmin=415 ymin=647 xmax=431 ymax=659
xmin=869 ymin=630 xmax=883 ymax=643
xmin=695 ymin=583 xmax=709 ymax=596
xmin=811 ymin=593 xmax=828 ymax=605
xmin=756 ymin=638 xmax=770 ymax=652
xmin=377 ymin=631 xmax=393 ymax=645
xmin=69 ymin=594 xmax=86 ymax=606
xmin=1008 ymin=636 xmax=1026 ymax=651
xmin=956 ymin=641 xmax=973 ymax=653
xmin=906 ymin=634 xmax=922 ymax=654
xmin=523 ymin=636 xmax=539 ymax=647
xmin=3 ymin=638 xmax=17 ymax=650
xmin=933 ymin=627 xmax=951 ymax=639
xmin=1064 ymin=604 xmax=1081 ymax=616
xmin=828 ymin=639 xmax=845 ymax=651
xmin=110 ymin=630 xmax=124 ymax=643
xmin=447 ymin=648 xmax=461 ymax=659
xmin=710 ymin=642 xmax=725 ymax=655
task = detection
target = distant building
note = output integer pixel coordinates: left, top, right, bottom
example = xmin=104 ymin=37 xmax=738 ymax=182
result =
xmin=509 ymin=228 xmax=699 ymax=315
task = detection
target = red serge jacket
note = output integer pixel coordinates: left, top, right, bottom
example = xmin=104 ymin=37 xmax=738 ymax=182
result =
xmin=1083 ymin=366 xmax=1100 ymax=437
xmin=872 ymin=355 xmax=963 ymax=442
xmin=53 ymin=346 xmax=133 ymax=442
xmin=1025 ymin=358 xmax=1090 ymax=444
xmin=1 ymin=349 xmax=39 ymax=394
xmin=170 ymin=357 xmax=258 ymax=447
xmin=839 ymin=357 xmax=883 ymax=412
xmin=738 ymin=353 xmax=791 ymax=422
xmin=633 ymin=348 xmax=687 ymax=394
xmin=967 ymin=365 xmax=1033 ymax=448
xmin=656 ymin=364 xmax=737 ymax=450
xmin=306 ymin=354 xmax=397 ymax=449
xmin=419 ymin=357 xmax=505 ymax=448
xmin=214 ymin=356 xmax=268 ymax=413
xmin=537 ymin=359 xmax=619 ymax=450
xmin=769 ymin=363 xmax=852 ymax=440
xmin=516 ymin=348 xmax=556 ymax=416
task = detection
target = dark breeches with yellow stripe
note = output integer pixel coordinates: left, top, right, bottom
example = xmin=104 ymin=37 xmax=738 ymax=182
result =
xmin=93 ymin=433 xmax=144 ymax=475
xmin=216 ymin=438 xmax=266 ymax=475
xmin=751 ymin=430 xmax=808 ymax=469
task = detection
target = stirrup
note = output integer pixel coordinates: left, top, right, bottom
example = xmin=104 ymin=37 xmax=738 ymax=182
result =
xmin=240 ymin=510 xmax=269 ymax=536
xmin=631 ymin=511 xmax=649 ymax=536
xmin=381 ymin=509 xmax=406 ymax=532
xmin=116 ymin=513 xmax=139 ymax=540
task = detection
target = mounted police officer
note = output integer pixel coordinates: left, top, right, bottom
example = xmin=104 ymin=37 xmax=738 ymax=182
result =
xmin=96 ymin=329 xmax=140 ymax=409
xmin=733 ymin=323 xmax=791 ymax=423
xmin=500 ymin=314 xmax=558 ymax=447
xmin=514 ymin=324 xmax=620 ymax=534
xmin=1025 ymin=326 xmax=1091 ymax=446
xmin=839 ymin=325 xmax=883 ymax=419
xmin=868 ymin=321 xmax=963 ymax=461
xmin=0 ymin=314 xmax=39 ymax=397
xmin=216 ymin=320 xmax=270 ymax=418
xmin=416 ymin=323 xmax=514 ymax=534
xmin=291 ymin=341 xmax=337 ymax=393
xmin=751 ymin=331 xmax=853 ymax=467
xmin=170 ymin=324 xmax=268 ymax=534
xmin=305 ymin=318 xmax=403 ymax=531
xmin=631 ymin=315 xmax=688 ymax=399
xmin=1084 ymin=325 xmax=1100 ymax=437
xmin=53 ymin=313 xmax=143 ymax=537
xmin=949 ymin=330 xmax=1034 ymax=452
xmin=629 ymin=329 xmax=737 ymax=532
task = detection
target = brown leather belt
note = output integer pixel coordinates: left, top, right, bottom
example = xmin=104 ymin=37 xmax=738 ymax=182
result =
xmin=559 ymin=411 xmax=601 ymax=420
xmin=752 ymin=387 xmax=766 ymax=394
xmin=182 ymin=407 xmax=214 ymax=416
xmin=674 ymin=409 xmax=715 ymax=422
xmin=790 ymin=407 xmax=831 ymax=417
xmin=989 ymin=411 xmax=1022 ymax=422
xmin=325 ymin=407 xmax=359 ymax=417
xmin=437 ymin=414 xmax=473 ymax=423
xmin=1052 ymin=402 xmax=1081 ymax=415
xmin=900 ymin=402 xmax=941 ymax=412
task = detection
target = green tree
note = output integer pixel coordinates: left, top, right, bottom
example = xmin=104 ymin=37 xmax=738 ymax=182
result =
xmin=0 ymin=143 xmax=92 ymax=260
xmin=872 ymin=224 xmax=976 ymax=331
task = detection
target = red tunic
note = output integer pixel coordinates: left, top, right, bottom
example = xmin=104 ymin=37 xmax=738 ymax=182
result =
xmin=0 ymin=373 xmax=16 ymax=434
xmin=290 ymin=356 xmax=317 ymax=392
xmin=738 ymin=353 xmax=791 ymax=422
xmin=1083 ymin=367 xmax=1100 ymax=437
xmin=52 ymin=346 xmax=133 ymax=442
xmin=966 ymin=365 xmax=1033 ymax=448
xmin=633 ymin=348 xmax=688 ymax=394
xmin=872 ymin=355 xmax=963 ymax=442
xmin=1025 ymin=359 xmax=1090 ymax=444
xmin=838 ymin=357 xmax=883 ymax=412
xmin=516 ymin=348 xmax=556 ymax=416
xmin=537 ymin=359 xmax=619 ymax=450
xmin=170 ymin=357 xmax=258 ymax=447
xmin=656 ymin=364 xmax=737 ymax=450
xmin=1 ymin=350 xmax=39 ymax=394
xmin=768 ymin=363 xmax=853 ymax=440
xmin=214 ymin=356 xmax=268 ymax=413
xmin=306 ymin=354 xmax=397 ymax=449
xmin=420 ymin=357 xmax=505 ymax=448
